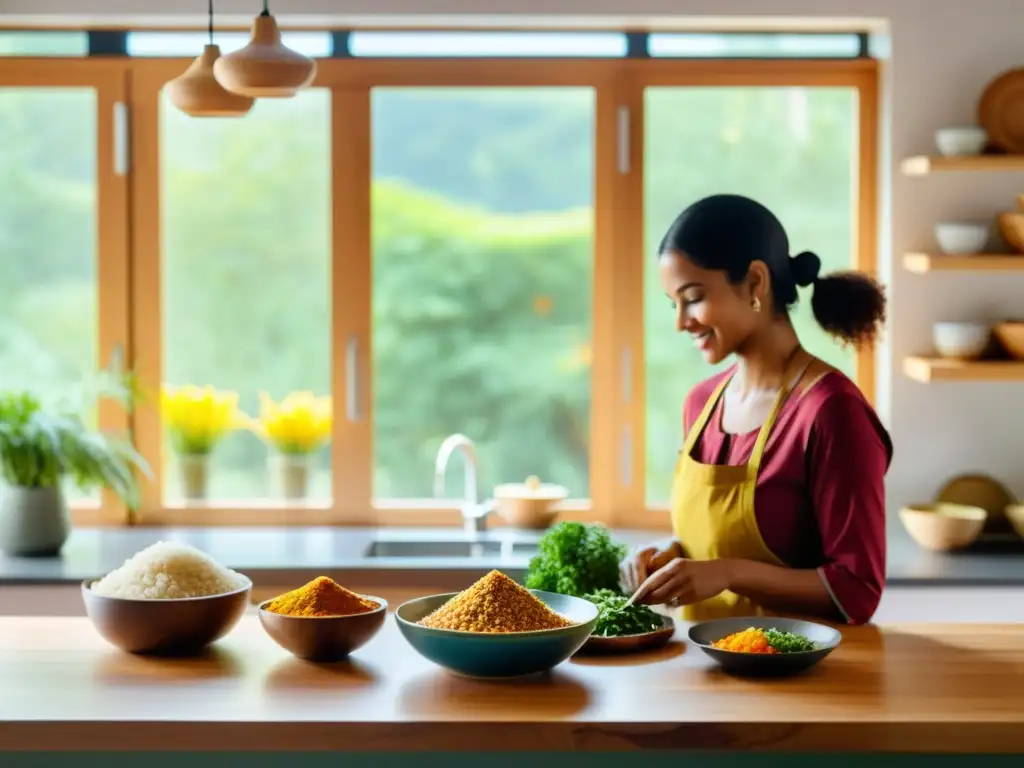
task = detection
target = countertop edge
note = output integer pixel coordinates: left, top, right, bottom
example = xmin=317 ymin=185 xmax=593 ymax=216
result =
xmin=1 ymin=721 xmax=1022 ymax=753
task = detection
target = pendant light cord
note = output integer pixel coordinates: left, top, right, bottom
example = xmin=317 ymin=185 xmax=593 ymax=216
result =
xmin=207 ymin=0 xmax=214 ymax=44
xmin=261 ymin=0 xmax=270 ymax=17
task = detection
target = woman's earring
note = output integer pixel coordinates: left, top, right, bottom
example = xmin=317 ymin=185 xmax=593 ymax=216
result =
xmin=752 ymin=297 xmax=761 ymax=313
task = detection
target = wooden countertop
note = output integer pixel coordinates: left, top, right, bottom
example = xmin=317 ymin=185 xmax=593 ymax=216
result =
xmin=1 ymin=616 xmax=1022 ymax=753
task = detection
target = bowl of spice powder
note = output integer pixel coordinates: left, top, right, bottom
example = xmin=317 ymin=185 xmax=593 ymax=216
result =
xmin=258 ymin=576 xmax=387 ymax=661
xmin=395 ymin=570 xmax=598 ymax=679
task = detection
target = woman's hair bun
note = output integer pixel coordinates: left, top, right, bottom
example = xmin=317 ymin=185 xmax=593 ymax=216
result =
xmin=791 ymin=250 xmax=822 ymax=288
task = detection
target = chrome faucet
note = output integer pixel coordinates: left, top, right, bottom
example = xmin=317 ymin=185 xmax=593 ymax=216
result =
xmin=434 ymin=434 xmax=492 ymax=535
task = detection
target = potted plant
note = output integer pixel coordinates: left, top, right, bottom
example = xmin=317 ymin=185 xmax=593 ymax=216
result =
xmin=161 ymin=384 xmax=244 ymax=501
xmin=0 ymin=379 xmax=149 ymax=557
xmin=253 ymin=390 xmax=331 ymax=501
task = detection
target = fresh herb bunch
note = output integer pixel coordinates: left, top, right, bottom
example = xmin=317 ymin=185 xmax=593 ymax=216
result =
xmin=524 ymin=521 xmax=626 ymax=597
xmin=0 ymin=371 xmax=150 ymax=509
xmin=763 ymin=628 xmax=817 ymax=653
xmin=585 ymin=588 xmax=663 ymax=637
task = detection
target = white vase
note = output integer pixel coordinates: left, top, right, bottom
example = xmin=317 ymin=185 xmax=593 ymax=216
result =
xmin=269 ymin=453 xmax=311 ymax=501
xmin=0 ymin=485 xmax=70 ymax=557
xmin=177 ymin=455 xmax=210 ymax=501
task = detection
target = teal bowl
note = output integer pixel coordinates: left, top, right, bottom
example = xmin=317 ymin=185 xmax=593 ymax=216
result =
xmin=395 ymin=590 xmax=598 ymax=679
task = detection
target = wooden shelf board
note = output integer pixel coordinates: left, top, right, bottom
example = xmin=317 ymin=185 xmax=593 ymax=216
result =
xmin=903 ymin=252 xmax=1024 ymax=273
xmin=900 ymin=155 xmax=1024 ymax=176
xmin=903 ymin=356 xmax=1024 ymax=382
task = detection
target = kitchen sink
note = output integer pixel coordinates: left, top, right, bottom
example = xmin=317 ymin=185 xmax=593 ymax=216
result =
xmin=364 ymin=539 xmax=538 ymax=559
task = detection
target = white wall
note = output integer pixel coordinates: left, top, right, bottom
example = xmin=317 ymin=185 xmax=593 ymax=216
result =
xmin=4 ymin=0 xmax=1024 ymax=512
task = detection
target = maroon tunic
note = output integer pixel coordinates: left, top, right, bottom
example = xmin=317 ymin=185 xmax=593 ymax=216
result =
xmin=683 ymin=367 xmax=891 ymax=625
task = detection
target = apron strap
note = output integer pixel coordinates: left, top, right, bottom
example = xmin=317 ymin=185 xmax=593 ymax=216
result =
xmin=682 ymin=372 xmax=732 ymax=456
xmin=749 ymin=355 xmax=813 ymax=467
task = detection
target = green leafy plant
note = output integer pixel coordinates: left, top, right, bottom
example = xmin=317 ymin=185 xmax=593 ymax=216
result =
xmin=524 ymin=521 xmax=627 ymax=597
xmin=0 ymin=370 xmax=150 ymax=510
xmin=584 ymin=588 xmax=664 ymax=637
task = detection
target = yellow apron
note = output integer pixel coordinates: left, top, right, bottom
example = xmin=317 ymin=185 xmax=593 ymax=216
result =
xmin=669 ymin=357 xmax=811 ymax=621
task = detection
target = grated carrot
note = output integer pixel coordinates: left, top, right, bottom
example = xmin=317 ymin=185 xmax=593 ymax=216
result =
xmin=711 ymin=627 xmax=780 ymax=654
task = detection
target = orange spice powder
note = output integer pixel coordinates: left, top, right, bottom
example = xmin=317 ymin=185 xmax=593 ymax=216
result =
xmin=264 ymin=576 xmax=379 ymax=617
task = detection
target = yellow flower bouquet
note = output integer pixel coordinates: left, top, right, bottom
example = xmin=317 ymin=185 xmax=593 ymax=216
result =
xmin=161 ymin=385 xmax=245 ymax=500
xmin=254 ymin=391 xmax=332 ymax=500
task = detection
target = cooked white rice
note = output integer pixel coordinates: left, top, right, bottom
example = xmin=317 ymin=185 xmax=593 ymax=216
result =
xmin=90 ymin=541 xmax=249 ymax=599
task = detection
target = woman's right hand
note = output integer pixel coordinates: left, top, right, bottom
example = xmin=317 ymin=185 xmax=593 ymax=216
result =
xmin=620 ymin=542 xmax=680 ymax=593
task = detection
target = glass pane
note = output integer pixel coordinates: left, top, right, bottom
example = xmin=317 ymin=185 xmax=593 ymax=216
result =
xmin=643 ymin=86 xmax=858 ymax=503
xmin=371 ymin=87 xmax=594 ymax=499
xmin=0 ymin=87 xmax=98 ymax=502
xmin=648 ymin=33 xmax=862 ymax=59
xmin=350 ymin=31 xmax=627 ymax=58
xmin=128 ymin=31 xmax=332 ymax=57
xmin=161 ymin=91 xmax=332 ymax=504
xmin=0 ymin=31 xmax=88 ymax=56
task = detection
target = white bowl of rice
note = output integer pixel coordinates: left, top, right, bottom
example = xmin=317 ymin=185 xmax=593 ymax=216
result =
xmin=82 ymin=541 xmax=252 ymax=655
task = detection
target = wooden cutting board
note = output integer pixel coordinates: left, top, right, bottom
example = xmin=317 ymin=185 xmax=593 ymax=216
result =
xmin=979 ymin=67 xmax=1024 ymax=154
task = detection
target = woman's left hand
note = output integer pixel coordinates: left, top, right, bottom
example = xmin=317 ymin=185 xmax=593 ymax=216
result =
xmin=638 ymin=557 xmax=732 ymax=607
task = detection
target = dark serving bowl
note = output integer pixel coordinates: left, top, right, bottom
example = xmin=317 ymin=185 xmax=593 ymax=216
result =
xmin=688 ymin=616 xmax=841 ymax=677
xmin=395 ymin=590 xmax=598 ymax=679
xmin=81 ymin=578 xmax=252 ymax=656
xmin=258 ymin=596 xmax=388 ymax=661
xmin=579 ymin=614 xmax=676 ymax=655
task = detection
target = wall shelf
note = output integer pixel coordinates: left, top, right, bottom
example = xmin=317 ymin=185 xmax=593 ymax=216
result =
xmin=900 ymin=155 xmax=1024 ymax=176
xmin=903 ymin=252 xmax=1024 ymax=273
xmin=904 ymin=356 xmax=1024 ymax=383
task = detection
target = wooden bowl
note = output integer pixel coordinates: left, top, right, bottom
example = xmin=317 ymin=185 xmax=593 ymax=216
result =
xmin=1005 ymin=505 xmax=1024 ymax=539
xmin=994 ymin=322 xmax=1024 ymax=360
xmin=258 ymin=596 xmax=388 ymax=661
xmin=997 ymin=211 xmax=1024 ymax=253
xmin=578 ymin=614 xmax=676 ymax=655
xmin=493 ymin=480 xmax=567 ymax=529
xmin=81 ymin=578 xmax=251 ymax=655
xmin=898 ymin=503 xmax=986 ymax=551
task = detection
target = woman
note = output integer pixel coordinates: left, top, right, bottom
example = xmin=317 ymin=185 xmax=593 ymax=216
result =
xmin=621 ymin=194 xmax=891 ymax=626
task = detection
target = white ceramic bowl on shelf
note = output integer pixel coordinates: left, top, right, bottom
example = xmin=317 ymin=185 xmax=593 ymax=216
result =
xmin=935 ymin=221 xmax=990 ymax=255
xmin=935 ymin=127 xmax=988 ymax=157
xmin=932 ymin=322 xmax=991 ymax=360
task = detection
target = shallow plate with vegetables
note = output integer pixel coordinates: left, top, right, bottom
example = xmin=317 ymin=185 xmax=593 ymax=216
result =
xmin=577 ymin=589 xmax=676 ymax=654
xmin=523 ymin=522 xmax=676 ymax=655
xmin=688 ymin=617 xmax=841 ymax=677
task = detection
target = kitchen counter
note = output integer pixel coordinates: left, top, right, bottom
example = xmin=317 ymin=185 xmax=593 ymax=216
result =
xmin=0 ymin=616 xmax=1022 ymax=753
xmin=0 ymin=523 xmax=1023 ymax=586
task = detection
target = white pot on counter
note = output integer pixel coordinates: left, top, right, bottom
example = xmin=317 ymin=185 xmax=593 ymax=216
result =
xmin=493 ymin=476 xmax=568 ymax=529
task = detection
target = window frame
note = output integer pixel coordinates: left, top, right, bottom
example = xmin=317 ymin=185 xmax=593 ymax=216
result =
xmin=0 ymin=53 xmax=878 ymax=529
xmin=0 ymin=59 xmax=132 ymax=526
xmin=619 ymin=58 xmax=880 ymax=529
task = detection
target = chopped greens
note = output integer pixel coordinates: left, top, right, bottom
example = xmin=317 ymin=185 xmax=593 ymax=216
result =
xmin=762 ymin=628 xmax=817 ymax=653
xmin=584 ymin=588 xmax=664 ymax=637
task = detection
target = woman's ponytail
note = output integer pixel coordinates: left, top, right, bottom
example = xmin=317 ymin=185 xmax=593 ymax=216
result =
xmin=806 ymin=269 xmax=887 ymax=349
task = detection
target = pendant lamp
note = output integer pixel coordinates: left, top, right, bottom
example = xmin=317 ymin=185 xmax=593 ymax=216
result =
xmin=165 ymin=0 xmax=254 ymax=118
xmin=212 ymin=0 xmax=317 ymax=98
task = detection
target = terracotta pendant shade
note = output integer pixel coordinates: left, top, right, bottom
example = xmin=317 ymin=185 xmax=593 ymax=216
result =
xmin=213 ymin=13 xmax=317 ymax=98
xmin=166 ymin=44 xmax=255 ymax=118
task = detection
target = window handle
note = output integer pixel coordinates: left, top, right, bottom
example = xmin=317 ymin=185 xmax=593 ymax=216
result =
xmin=345 ymin=335 xmax=362 ymax=422
xmin=620 ymin=425 xmax=632 ymax=488
xmin=617 ymin=106 xmax=630 ymax=175
xmin=113 ymin=102 xmax=130 ymax=176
